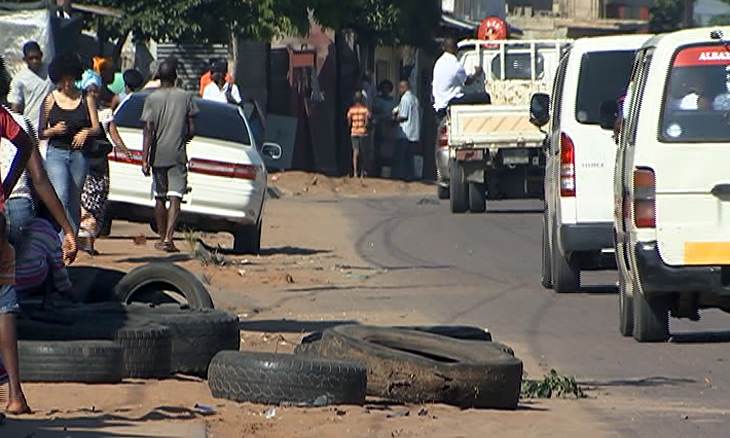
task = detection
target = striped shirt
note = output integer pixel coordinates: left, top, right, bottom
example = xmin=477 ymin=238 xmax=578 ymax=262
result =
xmin=347 ymin=105 xmax=370 ymax=137
xmin=16 ymin=218 xmax=71 ymax=293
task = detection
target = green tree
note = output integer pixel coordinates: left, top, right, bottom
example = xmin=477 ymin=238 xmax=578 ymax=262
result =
xmin=709 ymin=13 xmax=730 ymax=26
xmin=649 ymin=0 xmax=686 ymax=33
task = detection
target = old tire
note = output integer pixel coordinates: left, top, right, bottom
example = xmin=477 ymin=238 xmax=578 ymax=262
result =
xmin=233 ymin=221 xmax=262 ymax=255
xmin=299 ymin=325 xmax=494 ymax=345
xmin=551 ymin=227 xmax=580 ymax=293
xmin=16 ymin=318 xmax=172 ymax=379
xmin=297 ymin=325 xmax=522 ymax=409
xmin=541 ymin=215 xmax=553 ymax=289
xmin=128 ymin=307 xmax=240 ymax=376
xmin=437 ymin=185 xmax=450 ymax=200
xmin=114 ymin=263 xmax=214 ymax=309
xmin=468 ymin=183 xmax=486 ymax=213
xmin=449 ymin=161 xmax=469 ymax=214
xmin=208 ymin=351 xmax=367 ymax=405
xmin=633 ymin=289 xmax=669 ymax=343
xmin=18 ymin=340 xmax=123 ymax=383
xmin=618 ymin=274 xmax=634 ymax=337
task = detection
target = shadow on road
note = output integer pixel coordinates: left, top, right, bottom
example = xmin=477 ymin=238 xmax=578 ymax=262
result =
xmin=581 ymin=376 xmax=697 ymax=388
xmin=115 ymin=254 xmax=191 ymax=264
xmin=486 ymin=208 xmax=544 ymax=215
xmin=259 ymin=246 xmax=332 ymax=256
xmin=239 ymin=319 xmax=359 ymax=333
xmin=670 ymin=331 xmax=730 ymax=344
xmin=576 ymin=284 xmax=618 ymax=295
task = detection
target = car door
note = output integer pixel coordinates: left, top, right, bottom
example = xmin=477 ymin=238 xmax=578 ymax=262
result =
xmin=652 ymin=43 xmax=730 ymax=266
xmin=546 ymin=53 xmax=570 ymax=222
xmin=571 ymin=49 xmax=637 ymax=224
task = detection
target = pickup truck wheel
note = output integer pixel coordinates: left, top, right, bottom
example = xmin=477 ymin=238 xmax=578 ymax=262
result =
xmin=618 ymin=273 xmax=634 ymax=337
xmin=233 ymin=221 xmax=262 ymax=255
xmin=449 ymin=162 xmax=469 ymax=213
xmin=468 ymin=183 xmax=486 ymax=213
xmin=437 ymin=185 xmax=450 ymax=200
xmin=551 ymin=227 xmax=580 ymax=293
xmin=632 ymin=287 xmax=669 ymax=343
xmin=541 ymin=215 xmax=552 ymax=289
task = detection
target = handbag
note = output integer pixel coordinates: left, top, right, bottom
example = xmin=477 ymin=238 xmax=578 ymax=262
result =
xmin=83 ymin=136 xmax=113 ymax=169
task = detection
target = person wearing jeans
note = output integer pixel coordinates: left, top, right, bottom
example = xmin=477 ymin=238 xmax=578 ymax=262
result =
xmin=39 ymin=52 xmax=99 ymax=236
xmin=393 ymin=80 xmax=421 ymax=181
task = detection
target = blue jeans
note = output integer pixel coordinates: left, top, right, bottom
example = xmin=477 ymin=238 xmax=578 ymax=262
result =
xmin=392 ymin=138 xmax=416 ymax=182
xmin=45 ymin=146 xmax=88 ymax=236
xmin=4 ymin=197 xmax=35 ymax=256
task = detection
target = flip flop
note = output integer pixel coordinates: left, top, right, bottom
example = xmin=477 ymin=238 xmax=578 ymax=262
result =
xmin=154 ymin=241 xmax=180 ymax=253
xmin=5 ymin=405 xmax=32 ymax=415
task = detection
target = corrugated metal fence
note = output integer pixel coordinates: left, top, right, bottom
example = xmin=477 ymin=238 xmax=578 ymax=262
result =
xmin=156 ymin=43 xmax=229 ymax=92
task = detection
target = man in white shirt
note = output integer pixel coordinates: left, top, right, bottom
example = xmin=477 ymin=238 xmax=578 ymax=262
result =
xmin=432 ymin=37 xmax=483 ymax=115
xmin=393 ymin=80 xmax=421 ymax=181
xmin=7 ymin=41 xmax=54 ymax=131
xmin=202 ymin=61 xmax=242 ymax=105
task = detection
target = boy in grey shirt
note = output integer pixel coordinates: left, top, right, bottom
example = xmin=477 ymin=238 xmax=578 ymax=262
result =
xmin=141 ymin=60 xmax=199 ymax=252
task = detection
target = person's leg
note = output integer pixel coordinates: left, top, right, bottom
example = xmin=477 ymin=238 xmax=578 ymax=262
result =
xmin=0 ymin=285 xmax=29 ymax=414
xmin=44 ymin=147 xmax=73 ymax=236
xmin=152 ymin=167 xmax=170 ymax=244
xmin=163 ymin=165 xmax=187 ymax=250
xmin=67 ymin=151 xmax=90 ymax=236
xmin=351 ymin=137 xmax=359 ymax=178
xmin=405 ymin=141 xmax=416 ymax=182
xmin=4 ymin=198 xmax=34 ymax=256
xmin=392 ymin=138 xmax=405 ymax=180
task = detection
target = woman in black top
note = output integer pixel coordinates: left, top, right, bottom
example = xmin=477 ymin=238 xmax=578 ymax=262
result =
xmin=39 ymin=52 xmax=99 ymax=237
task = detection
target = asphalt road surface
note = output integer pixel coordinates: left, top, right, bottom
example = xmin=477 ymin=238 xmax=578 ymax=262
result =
xmin=343 ymin=195 xmax=730 ymax=438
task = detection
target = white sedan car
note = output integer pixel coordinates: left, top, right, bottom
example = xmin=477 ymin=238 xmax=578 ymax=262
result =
xmin=106 ymin=93 xmax=281 ymax=254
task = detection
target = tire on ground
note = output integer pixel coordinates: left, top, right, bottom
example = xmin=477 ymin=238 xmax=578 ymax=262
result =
xmin=113 ymin=263 xmax=214 ymax=309
xmin=16 ymin=317 xmax=172 ymax=379
xmin=19 ymin=340 xmax=123 ymax=383
xmin=296 ymin=325 xmax=522 ymax=409
xmin=299 ymin=325 xmax=494 ymax=345
xmin=126 ymin=307 xmax=240 ymax=376
xmin=208 ymin=351 xmax=367 ymax=406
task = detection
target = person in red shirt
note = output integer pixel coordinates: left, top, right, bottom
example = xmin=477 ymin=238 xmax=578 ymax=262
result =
xmin=198 ymin=58 xmax=234 ymax=98
xmin=346 ymin=91 xmax=372 ymax=178
xmin=0 ymin=56 xmax=78 ymax=416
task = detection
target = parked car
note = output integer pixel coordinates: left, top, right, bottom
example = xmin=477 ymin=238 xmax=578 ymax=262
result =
xmin=106 ymin=93 xmax=282 ymax=254
xmin=606 ymin=27 xmax=730 ymax=342
xmin=529 ymin=34 xmax=652 ymax=293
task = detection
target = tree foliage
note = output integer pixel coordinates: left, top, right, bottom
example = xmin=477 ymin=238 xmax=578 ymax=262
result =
xmin=84 ymin=0 xmax=440 ymax=47
xmin=649 ymin=0 xmax=686 ymax=33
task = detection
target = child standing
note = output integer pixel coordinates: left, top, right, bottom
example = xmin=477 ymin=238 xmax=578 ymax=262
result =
xmin=346 ymin=91 xmax=371 ymax=178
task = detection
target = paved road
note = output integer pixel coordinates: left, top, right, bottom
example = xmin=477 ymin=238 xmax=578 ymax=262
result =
xmin=342 ymin=195 xmax=730 ymax=438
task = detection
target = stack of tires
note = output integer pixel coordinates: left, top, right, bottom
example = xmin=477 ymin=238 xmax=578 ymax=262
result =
xmin=207 ymin=325 xmax=523 ymax=409
xmin=16 ymin=263 xmax=239 ymax=383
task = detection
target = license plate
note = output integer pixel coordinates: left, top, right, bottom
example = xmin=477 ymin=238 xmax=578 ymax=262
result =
xmin=502 ymin=151 xmax=529 ymax=165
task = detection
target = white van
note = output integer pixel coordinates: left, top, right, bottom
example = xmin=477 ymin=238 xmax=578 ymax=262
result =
xmin=530 ymin=35 xmax=652 ymax=293
xmin=610 ymin=27 xmax=730 ymax=342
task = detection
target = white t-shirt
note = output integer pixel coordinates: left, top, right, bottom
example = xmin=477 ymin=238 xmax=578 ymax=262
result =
xmin=432 ymin=52 xmax=467 ymax=111
xmin=0 ymin=110 xmax=33 ymax=200
xmin=202 ymin=82 xmax=242 ymax=105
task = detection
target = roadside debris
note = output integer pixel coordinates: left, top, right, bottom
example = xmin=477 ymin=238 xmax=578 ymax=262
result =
xmin=386 ymin=410 xmax=410 ymax=418
xmin=521 ymin=369 xmax=587 ymax=399
xmin=264 ymin=407 xmax=277 ymax=419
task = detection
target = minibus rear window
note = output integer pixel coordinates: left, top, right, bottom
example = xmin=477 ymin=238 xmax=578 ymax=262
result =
xmin=660 ymin=44 xmax=730 ymax=142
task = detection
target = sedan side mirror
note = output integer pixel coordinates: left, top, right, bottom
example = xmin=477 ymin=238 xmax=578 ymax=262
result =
xmin=530 ymin=93 xmax=550 ymax=128
xmin=599 ymin=99 xmax=620 ymax=131
xmin=261 ymin=142 xmax=283 ymax=160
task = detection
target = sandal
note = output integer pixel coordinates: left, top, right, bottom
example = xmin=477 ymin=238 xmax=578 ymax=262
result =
xmin=154 ymin=241 xmax=180 ymax=253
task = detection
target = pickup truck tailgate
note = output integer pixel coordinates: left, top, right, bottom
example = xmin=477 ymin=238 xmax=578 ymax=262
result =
xmin=450 ymin=105 xmax=544 ymax=146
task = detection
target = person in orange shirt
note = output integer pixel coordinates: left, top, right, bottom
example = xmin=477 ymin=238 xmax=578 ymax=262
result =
xmin=346 ymin=91 xmax=371 ymax=178
xmin=199 ymin=58 xmax=234 ymax=97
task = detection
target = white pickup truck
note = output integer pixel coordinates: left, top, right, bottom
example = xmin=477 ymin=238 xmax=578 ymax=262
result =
xmin=436 ymin=39 xmax=572 ymax=213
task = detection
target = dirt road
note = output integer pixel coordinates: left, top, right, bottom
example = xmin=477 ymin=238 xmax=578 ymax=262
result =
xmin=11 ymin=183 xmax=725 ymax=437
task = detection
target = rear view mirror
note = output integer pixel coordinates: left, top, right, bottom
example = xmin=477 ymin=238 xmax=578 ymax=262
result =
xmin=530 ymin=93 xmax=550 ymax=128
xmin=261 ymin=142 xmax=283 ymax=160
xmin=599 ymin=99 xmax=619 ymax=131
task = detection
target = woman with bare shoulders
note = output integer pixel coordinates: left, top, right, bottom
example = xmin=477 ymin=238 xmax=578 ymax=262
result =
xmin=39 ymin=52 xmax=99 ymax=237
